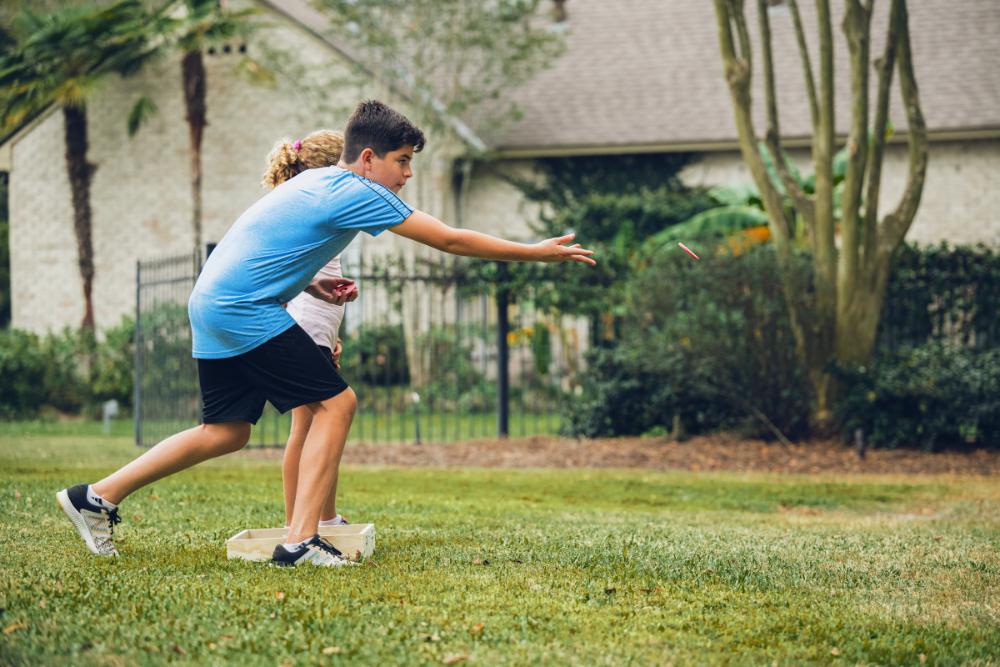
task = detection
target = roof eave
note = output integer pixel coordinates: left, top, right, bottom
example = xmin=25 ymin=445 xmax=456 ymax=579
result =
xmin=492 ymin=126 xmax=1000 ymax=159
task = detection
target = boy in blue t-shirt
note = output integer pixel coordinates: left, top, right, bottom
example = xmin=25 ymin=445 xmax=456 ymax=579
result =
xmin=57 ymin=100 xmax=595 ymax=567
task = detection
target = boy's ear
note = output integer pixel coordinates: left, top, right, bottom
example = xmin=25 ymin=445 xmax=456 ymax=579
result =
xmin=359 ymin=147 xmax=376 ymax=166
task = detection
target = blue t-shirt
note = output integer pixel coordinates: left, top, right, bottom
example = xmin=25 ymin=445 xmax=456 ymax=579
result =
xmin=188 ymin=166 xmax=412 ymax=359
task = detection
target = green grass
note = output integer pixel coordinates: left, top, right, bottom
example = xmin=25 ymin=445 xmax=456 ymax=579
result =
xmin=1 ymin=433 xmax=998 ymax=666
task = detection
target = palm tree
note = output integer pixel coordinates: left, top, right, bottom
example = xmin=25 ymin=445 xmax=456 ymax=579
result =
xmin=0 ymin=1 xmax=167 ymax=331
xmin=174 ymin=0 xmax=259 ymax=255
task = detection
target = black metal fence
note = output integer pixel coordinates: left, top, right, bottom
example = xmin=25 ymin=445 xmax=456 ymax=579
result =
xmin=134 ymin=253 xmax=586 ymax=447
xmin=134 ymin=252 xmax=201 ymax=448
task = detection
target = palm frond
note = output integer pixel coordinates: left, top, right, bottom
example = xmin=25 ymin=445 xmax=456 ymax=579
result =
xmin=127 ymin=95 xmax=158 ymax=137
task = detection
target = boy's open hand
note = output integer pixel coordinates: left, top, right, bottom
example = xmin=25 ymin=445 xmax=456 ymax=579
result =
xmin=305 ymin=277 xmax=358 ymax=305
xmin=536 ymin=233 xmax=597 ymax=266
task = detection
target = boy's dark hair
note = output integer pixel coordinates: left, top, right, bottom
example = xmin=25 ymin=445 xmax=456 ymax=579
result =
xmin=342 ymin=100 xmax=426 ymax=162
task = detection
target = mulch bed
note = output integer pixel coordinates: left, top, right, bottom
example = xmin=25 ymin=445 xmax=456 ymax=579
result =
xmin=242 ymin=434 xmax=1000 ymax=475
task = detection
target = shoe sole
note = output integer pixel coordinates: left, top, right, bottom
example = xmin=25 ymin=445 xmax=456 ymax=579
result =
xmin=268 ymin=556 xmax=357 ymax=568
xmin=56 ymin=490 xmax=115 ymax=557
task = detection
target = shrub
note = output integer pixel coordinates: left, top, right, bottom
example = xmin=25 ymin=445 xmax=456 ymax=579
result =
xmin=0 ymin=316 xmax=136 ymax=419
xmin=341 ymin=323 xmax=410 ymax=386
xmin=0 ymin=329 xmax=49 ymax=418
xmin=38 ymin=327 xmax=92 ymax=413
xmin=836 ymin=344 xmax=1000 ymax=450
xmin=92 ymin=316 xmax=135 ymax=410
xmin=880 ymin=243 xmax=1000 ymax=351
xmin=564 ymin=245 xmax=812 ymax=440
xmin=563 ymin=346 xmax=727 ymax=438
xmin=414 ymin=324 xmax=494 ymax=412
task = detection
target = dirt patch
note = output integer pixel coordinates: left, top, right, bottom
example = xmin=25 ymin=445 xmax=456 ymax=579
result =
xmin=240 ymin=434 xmax=1000 ymax=476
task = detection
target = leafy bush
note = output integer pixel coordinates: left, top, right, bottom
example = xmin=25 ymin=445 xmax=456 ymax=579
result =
xmin=0 ymin=316 xmax=135 ymax=419
xmin=563 ymin=345 xmax=727 ymax=438
xmin=0 ymin=329 xmax=49 ymax=418
xmin=505 ymin=153 xmax=715 ymax=329
xmin=836 ymin=344 xmax=1000 ymax=450
xmin=91 ymin=316 xmax=135 ymax=409
xmin=133 ymin=302 xmax=200 ymax=424
xmin=341 ymin=323 xmax=410 ymax=386
xmin=415 ymin=324 xmax=494 ymax=412
xmin=565 ymin=245 xmax=812 ymax=440
xmin=880 ymin=243 xmax=1000 ymax=351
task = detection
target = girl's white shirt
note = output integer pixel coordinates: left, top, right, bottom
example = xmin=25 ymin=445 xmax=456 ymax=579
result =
xmin=286 ymin=256 xmax=344 ymax=350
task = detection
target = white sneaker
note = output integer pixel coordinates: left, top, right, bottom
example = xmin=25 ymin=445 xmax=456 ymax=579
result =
xmin=271 ymin=534 xmax=355 ymax=567
xmin=56 ymin=484 xmax=121 ymax=556
xmin=318 ymin=514 xmax=349 ymax=527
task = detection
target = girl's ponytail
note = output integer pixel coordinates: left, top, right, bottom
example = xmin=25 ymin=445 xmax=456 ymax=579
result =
xmin=262 ymin=129 xmax=345 ymax=189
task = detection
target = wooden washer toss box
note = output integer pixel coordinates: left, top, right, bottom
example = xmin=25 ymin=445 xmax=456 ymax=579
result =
xmin=226 ymin=524 xmax=375 ymax=562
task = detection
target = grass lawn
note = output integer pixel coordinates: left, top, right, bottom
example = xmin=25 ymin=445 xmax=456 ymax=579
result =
xmin=1 ymin=431 xmax=998 ymax=666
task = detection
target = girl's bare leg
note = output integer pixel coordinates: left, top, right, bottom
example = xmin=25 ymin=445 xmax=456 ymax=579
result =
xmin=286 ymin=388 xmax=356 ymax=543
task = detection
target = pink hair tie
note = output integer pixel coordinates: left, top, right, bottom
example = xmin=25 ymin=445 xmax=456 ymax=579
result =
xmin=293 ymin=140 xmax=302 ymax=151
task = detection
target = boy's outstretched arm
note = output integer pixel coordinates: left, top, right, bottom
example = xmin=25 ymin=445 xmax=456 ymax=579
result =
xmin=391 ymin=210 xmax=596 ymax=265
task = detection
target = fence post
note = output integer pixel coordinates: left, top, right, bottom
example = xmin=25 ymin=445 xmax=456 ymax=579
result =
xmin=133 ymin=260 xmax=142 ymax=447
xmin=496 ymin=262 xmax=510 ymax=438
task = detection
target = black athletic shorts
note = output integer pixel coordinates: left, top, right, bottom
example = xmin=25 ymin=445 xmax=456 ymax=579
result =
xmin=197 ymin=324 xmax=349 ymax=424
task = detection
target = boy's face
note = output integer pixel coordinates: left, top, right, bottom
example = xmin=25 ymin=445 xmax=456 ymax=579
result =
xmin=363 ymin=145 xmax=414 ymax=194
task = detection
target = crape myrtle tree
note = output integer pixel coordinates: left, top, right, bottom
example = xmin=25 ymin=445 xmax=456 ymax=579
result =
xmin=311 ymin=0 xmax=565 ymax=135
xmin=712 ymin=0 xmax=928 ymax=426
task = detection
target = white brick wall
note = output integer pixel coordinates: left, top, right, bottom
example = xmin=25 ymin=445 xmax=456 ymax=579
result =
xmin=9 ymin=110 xmax=81 ymax=332
xmin=463 ymin=159 xmax=543 ymax=241
xmin=680 ymin=139 xmax=1000 ymax=246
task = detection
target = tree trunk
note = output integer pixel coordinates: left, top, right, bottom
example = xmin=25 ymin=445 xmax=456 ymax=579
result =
xmin=835 ymin=264 xmax=890 ymax=365
xmin=182 ymin=49 xmax=206 ymax=256
xmin=63 ymin=104 xmax=96 ymax=331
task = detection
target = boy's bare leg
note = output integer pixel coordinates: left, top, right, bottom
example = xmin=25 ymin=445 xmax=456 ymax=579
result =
xmin=92 ymin=422 xmax=251 ymax=505
xmin=286 ymin=388 xmax=356 ymax=543
xmin=283 ymin=406 xmax=313 ymax=526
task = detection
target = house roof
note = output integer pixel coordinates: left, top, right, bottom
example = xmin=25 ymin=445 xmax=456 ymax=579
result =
xmin=5 ymin=0 xmax=997 ymax=159
xmin=486 ymin=0 xmax=1000 ymax=155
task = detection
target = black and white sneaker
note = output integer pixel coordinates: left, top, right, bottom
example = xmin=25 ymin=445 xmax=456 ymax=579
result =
xmin=56 ymin=484 xmax=121 ymax=556
xmin=271 ymin=534 xmax=355 ymax=567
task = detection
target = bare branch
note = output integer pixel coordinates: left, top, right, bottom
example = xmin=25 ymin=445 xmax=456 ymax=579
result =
xmin=813 ymin=0 xmax=837 ymax=291
xmin=758 ymin=0 xmax=815 ymax=230
xmin=879 ymin=0 xmax=928 ymax=256
xmin=862 ymin=0 xmax=901 ymax=269
xmin=712 ymin=0 xmax=788 ymax=247
xmin=838 ymin=0 xmax=871 ymax=292
xmin=758 ymin=0 xmax=779 ymax=137
xmin=730 ymin=0 xmax=753 ymax=68
xmin=787 ymin=0 xmax=818 ymax=125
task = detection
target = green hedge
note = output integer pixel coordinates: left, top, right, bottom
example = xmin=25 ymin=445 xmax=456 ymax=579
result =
xmin=880 ymin=243 xmax=1000 ymax=350
xmin=0 ymin=317 xmax=134 ymax=419
xmin=836 ymin=344 xmax=1000 ymax=450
